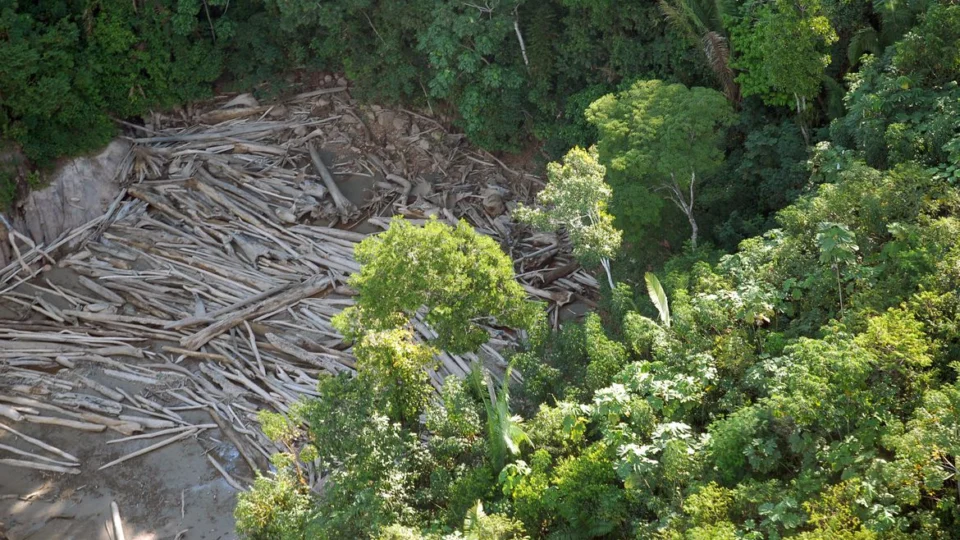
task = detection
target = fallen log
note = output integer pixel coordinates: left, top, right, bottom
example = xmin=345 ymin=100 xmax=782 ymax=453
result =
xmin=98 ymin=428 xmax=200 ymax=470
xmin=180 ymin=276 xmax=329 ymax=350
xmin=0 ymin=422 xmax=78 ymax=462
xmin=308 ymin=141 xmax=356 ymax=218
xmin=22 ymin=415 xmax=106 ymax=432
xmin=0 ymin=458 xmax=80 ymax=475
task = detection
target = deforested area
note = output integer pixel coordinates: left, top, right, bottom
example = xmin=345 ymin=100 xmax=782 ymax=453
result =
xmin=2 ymin=1 xmax=960 ymax=539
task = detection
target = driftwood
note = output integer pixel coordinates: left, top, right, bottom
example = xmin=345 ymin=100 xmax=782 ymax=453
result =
xmin=118 ymin=415 xmax=175 ymax=430
xmin=98 ymin=428 xmax=200 ymax=470
xmin=111 ymin=501 xmax=126 ymax=540
xmin=0 ymin=405 xmax=22 ymax=422
xmin=0 ymin=458 xmax=80 ymax=475
xmin=0 ymin=442 xmax=78 ymax=468
xmin=180 ymin=276 xmax=329 ymax=350
xmin=108 ymin=423 xmax=216 ymax=444
xmin=22 ymin=415 xmax=106 ymax=432
xmin=206 ymin=407 xmax=263 ymax=475
xmin=308 ymin=141 xmax=356 ymax=218
xmin=207 ymin=453 xmax=245 ymax=491
xmin=73 ymin=374 xmax=125 ymax=402
xmin=0 ymin=423 xmax=78 ymax=462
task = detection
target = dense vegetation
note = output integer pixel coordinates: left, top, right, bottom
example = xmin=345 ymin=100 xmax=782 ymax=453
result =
xmin=0 ymin=0 xmax=891 ymax=244
xmin=231 ymin=1 xmax=960 ymax=538
xmin=5 ymin=0 xmax=960 ymax=538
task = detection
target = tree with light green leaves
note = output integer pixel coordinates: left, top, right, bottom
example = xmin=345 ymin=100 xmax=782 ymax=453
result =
xmin=514 ymin=146 xmax=622 ymax=289
xmin=336 ymin=216 xmax=539 ymax=354
xmin=586 ymin=80 xmax=735 ymax=247
xmin=816 ymin=222 xmax=858 ymax=315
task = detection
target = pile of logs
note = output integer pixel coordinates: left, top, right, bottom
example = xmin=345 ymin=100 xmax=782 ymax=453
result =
xmin=0 ymin=80 xmax=599 ymax=485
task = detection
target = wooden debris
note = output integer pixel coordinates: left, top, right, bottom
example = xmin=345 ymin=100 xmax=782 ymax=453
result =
xmin=0 ymin=82 xmax=595 ymax=493
xmin=111 ymin=501 xmax=126 ymax=540
xmin=0 ymin=423 xmax=79 ymax=462
xmin=0 ymin=458 xmax=80 ymax=475
xmin=98 ymin=429 xmax=200 ymax=470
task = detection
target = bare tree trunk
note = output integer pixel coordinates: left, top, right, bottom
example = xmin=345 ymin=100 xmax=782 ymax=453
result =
xmin=600 ymin=257 xmax=614 ymax=290
xmin=795 ymin=93 xmax=810 ymax=147
xmin=514 ymin=16 xmax=529 ymax=68
xmin=661 ymin=172 xmax=699 ymax=249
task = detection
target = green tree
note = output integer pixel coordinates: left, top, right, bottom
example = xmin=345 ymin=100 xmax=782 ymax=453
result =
xmin=729 ymin=0 xmax=838 ymax=111
xmin=816 ymin=222 xmax=858 ymax=315
xmin=346 ymin=327 xmax=438 ymax=425
xmin=337 ymin=217 xmax=539 ymax=354
xmin=514 ymin=146 xmax=622 ymax=289
xmin=586 ymin=80 xmax=735 ymax=247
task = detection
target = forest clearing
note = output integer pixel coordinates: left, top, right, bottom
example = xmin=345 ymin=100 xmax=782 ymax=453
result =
xmin=0 ymin=83 xmax=589 ymax=537
xmin=3 ymin=1 xmax=960 ymax=538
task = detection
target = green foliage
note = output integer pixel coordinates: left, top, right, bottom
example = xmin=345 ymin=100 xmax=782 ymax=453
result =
xmin=418 ymin=0 xmax=528 ymax=151
xmin=644 ymin=272 xmax=672 ymax=328
xmin=301 ymin=375 xmax=428 ymax=538
xmin=348 ymin=327 xmax=438 ymax=424
xmin=513 ymin=313 xmax=627 ymax=409
xmin=831 ymin=5 xmax=960 ymax=170
xmin=514 ymin=146 xmax=621 ymax=269
xmin=475 ymin=367 xmax=531 ymax=471
xmin=338 ymin=217 xmax=538 ymax=354
xmin=236 ymin=454 xmax=314 ymax=540
xmin=461 ymin=500 xmax=529 ymax=539
xmin=0 ymin=0 xmax=221 ymax=165
xmin=587 ymin=80 xmax=735 ymax=242
xmin=234 ymin=2 xmax=960 ymax=539
xmin=728 ymin=0 xmax=838 ymax=107
xmin=892 ymin=4 xmax=960 ymax=87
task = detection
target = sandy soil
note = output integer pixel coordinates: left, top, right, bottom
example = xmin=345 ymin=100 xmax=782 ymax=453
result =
xmin=0 ymin=355 xmax=246 ymax=540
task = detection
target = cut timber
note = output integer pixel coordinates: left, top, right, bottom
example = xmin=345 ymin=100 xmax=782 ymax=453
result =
xmin=0 ymin=458 xmax=80 ymax=475
xmin=180 ymin=276 xmax=329 ymax=350
xmin=308 ymin=141 xmax=356 ymax=218
xmin=0 ymin=422 xmax=78 ymax=462
xmin=111 ymin=501 xmax=126 ymax=540
xmin=98 ymin=429 xmax=199 ymax=470
xmin=22 ymin=415 xmax=106 ymax=432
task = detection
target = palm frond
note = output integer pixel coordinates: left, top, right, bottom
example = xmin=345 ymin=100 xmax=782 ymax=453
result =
xmin=848 ymin=26 xmax=880 ymax=65
xmin=645 ymin=272 xmax=671 ymax=328
xmin=701 ymin=31 xmax=739 ymax=102
xmin=659 ymin=0 xmax=699 ymax=42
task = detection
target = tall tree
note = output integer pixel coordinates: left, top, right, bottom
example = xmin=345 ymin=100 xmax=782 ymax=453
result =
xmin=336 ymin=217 xmax=539 ymax=354
xmin=514 ymin=146 xmax=622 ymax=289
xmin=659 ymin=0 xmax=740 ymax=103
xmin=728 ymin=0 xmax=837 ymax=142
xmin=586 ymin=80 xmax=735 ymax=247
